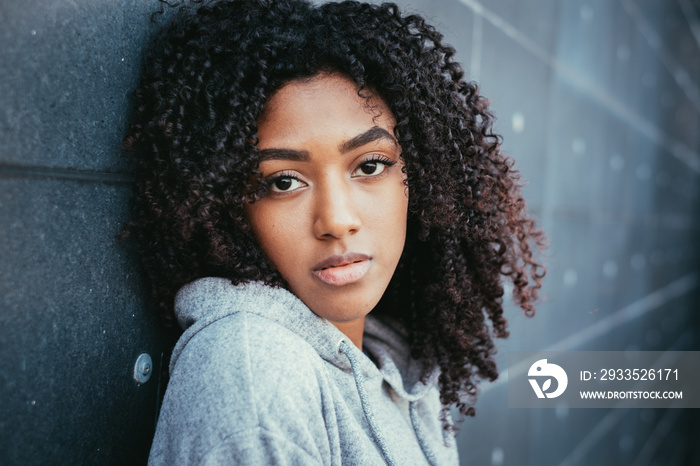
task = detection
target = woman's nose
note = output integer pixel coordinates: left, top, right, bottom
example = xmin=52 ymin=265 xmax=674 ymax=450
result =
xmin=312 ymin=180 xmax=361 ymax=240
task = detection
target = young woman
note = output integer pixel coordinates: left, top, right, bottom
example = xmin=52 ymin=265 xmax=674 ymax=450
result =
xmin=123 ymin=0 xmax=545 ymax=464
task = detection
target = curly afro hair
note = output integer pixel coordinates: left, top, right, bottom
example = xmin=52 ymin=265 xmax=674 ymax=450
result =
xmin=123 ymin=0 xmax=546 ymax=425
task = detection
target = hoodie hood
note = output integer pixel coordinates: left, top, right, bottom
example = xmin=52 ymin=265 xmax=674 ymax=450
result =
xmin=173 ymin=277 xmax=439 ymax=403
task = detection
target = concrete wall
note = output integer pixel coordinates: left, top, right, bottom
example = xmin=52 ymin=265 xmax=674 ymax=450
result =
xmin=0 ymin=1 xmax=165 ymax=464
xmin=1 ymin=0 xmax=699 ymax=465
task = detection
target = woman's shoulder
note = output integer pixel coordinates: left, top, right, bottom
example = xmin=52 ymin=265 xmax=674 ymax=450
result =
xmin=152 ymin=311 xmax=333 ymax=465
xmin=171 ymin=279 xmax=328 ymax=376
xmin=171 ymin=309 xmax=326 ymax=396
xmin=169 ymin=279 xmax=350 ymax=385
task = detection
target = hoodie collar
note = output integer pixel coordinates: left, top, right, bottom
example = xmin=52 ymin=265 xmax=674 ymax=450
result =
xmin=363 ymin=316 xmax=440 ymax=401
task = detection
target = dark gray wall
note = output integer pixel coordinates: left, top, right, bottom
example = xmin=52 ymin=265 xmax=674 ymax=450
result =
xmin=0 ymin=1 xmax=165 ymax=464
xmin=1 ymin=0 xmax=699 ymax=465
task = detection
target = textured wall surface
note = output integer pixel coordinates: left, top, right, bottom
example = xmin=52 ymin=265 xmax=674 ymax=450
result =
xmin=1 ymin=0 xmax=699 ymax=465
xmin=0 ymin=1 xmax=166 ymax=464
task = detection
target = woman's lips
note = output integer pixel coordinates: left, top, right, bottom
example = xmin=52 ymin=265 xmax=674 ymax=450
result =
xmin=312 ymin=253 xmax=371 ymax=286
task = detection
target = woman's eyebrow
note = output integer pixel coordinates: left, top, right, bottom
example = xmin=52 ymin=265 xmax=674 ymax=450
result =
xmin=258 ymin=148 xmax=310 ymax=162
xmin=339 ymin=127 xmax=396 ymax=154
xmin=258 ymin=127 xmax=395 ymax=161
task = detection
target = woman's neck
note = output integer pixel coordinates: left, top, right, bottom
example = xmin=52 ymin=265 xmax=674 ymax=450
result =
xmin=330 ymin=316 xmax=366 ymax=349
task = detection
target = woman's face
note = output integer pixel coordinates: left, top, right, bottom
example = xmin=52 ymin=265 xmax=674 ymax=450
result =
xmin=245 ymin=74 xmax=408 ymax=328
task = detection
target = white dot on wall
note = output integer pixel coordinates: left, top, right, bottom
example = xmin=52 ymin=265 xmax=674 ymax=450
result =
xmin=619 ymin=435 xmax=634 ymax=452
xmin=670 ymin=248 xmax=681 ymax=263
xmin=625 ymin=343 xmax=640 ymax=353
xmin=491 ymin=447 xmax=505 ymax=466
xmin=555 ymin=403 xmax=569 ymax=420
xmin=31 ymin=29 xmax=37 ymax=36
xmin=655 ymin=172 xmax=670 ymax=187
xmin=616 ymin=45 xmax=630 ymax=61
xmin=662 ymin=315 xmax=677 ymax=333
xmin=511 ymin=112 xmax=525 ymax=133
xmin=503 ymin=281 xmax=513 ymax=298
xmin=674 ymin=107 xmax=687 ymax=124
xmin=572 ymin=138 xmax=586 ymax=156
xmin=650 ymin=251 xmax=664 ymax=265
xmin=642 ymin=71 xmax=657 ymax=88
xmin=609 ymin=154 xmax=625 ymax=171
xmin=636 ymin=164 xmax=651 ymax=180
xmin=661 ymin=92 xmax=674 ymax=107
xmin=602 ymin=260 xmax=618 ymax=279
xmin=580 ymin=5 xmax=593 ymax=21
xmin=645 ymin=329 xmax=661 ymax=346
xmin=647 ymin=33 xmax=661 ymax=50
xmin=674 ymin=69 xmax=689 ymax=85
xmin=563 ymin=268 xmax=578 ymax=287
xmin=630 ymin=253 xmax=646 ymax=270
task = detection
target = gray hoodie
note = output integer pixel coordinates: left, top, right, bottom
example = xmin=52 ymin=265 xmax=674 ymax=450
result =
xmin=148 ymin=278 xmax=459 ymax=465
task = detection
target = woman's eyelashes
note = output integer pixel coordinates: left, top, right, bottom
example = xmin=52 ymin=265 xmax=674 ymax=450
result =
xmin=265 ymin=171 xmax=306 ymax=193
xmin=262 ymin=155 xmax=397 ymax=195
xmin=352 ymin=156 xmax=396 ymax=178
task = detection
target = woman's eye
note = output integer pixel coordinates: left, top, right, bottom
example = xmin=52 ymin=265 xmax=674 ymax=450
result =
xmin=354 ymin=160 xmax=388 ymax=177
xmin=269 ymin=176 xmax=304 ymax=193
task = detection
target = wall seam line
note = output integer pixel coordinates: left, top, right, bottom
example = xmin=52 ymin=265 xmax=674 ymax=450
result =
xmin=0 ymin=164 xmax=134 ymax=184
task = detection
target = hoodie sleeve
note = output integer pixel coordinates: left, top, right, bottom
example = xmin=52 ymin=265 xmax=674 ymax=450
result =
xmin=148 ymin=312 xmax=337 ymax=465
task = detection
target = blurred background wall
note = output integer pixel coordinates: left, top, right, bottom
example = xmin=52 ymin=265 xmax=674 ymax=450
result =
xmin=403 ymin=1 xmax=700 ymax=465
xmin=1 ymin=0 xmax=698 ymax=465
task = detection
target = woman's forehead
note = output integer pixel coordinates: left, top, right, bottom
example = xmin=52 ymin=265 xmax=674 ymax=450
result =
xmin=257 ymin=74 xmax=396 ymax=149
